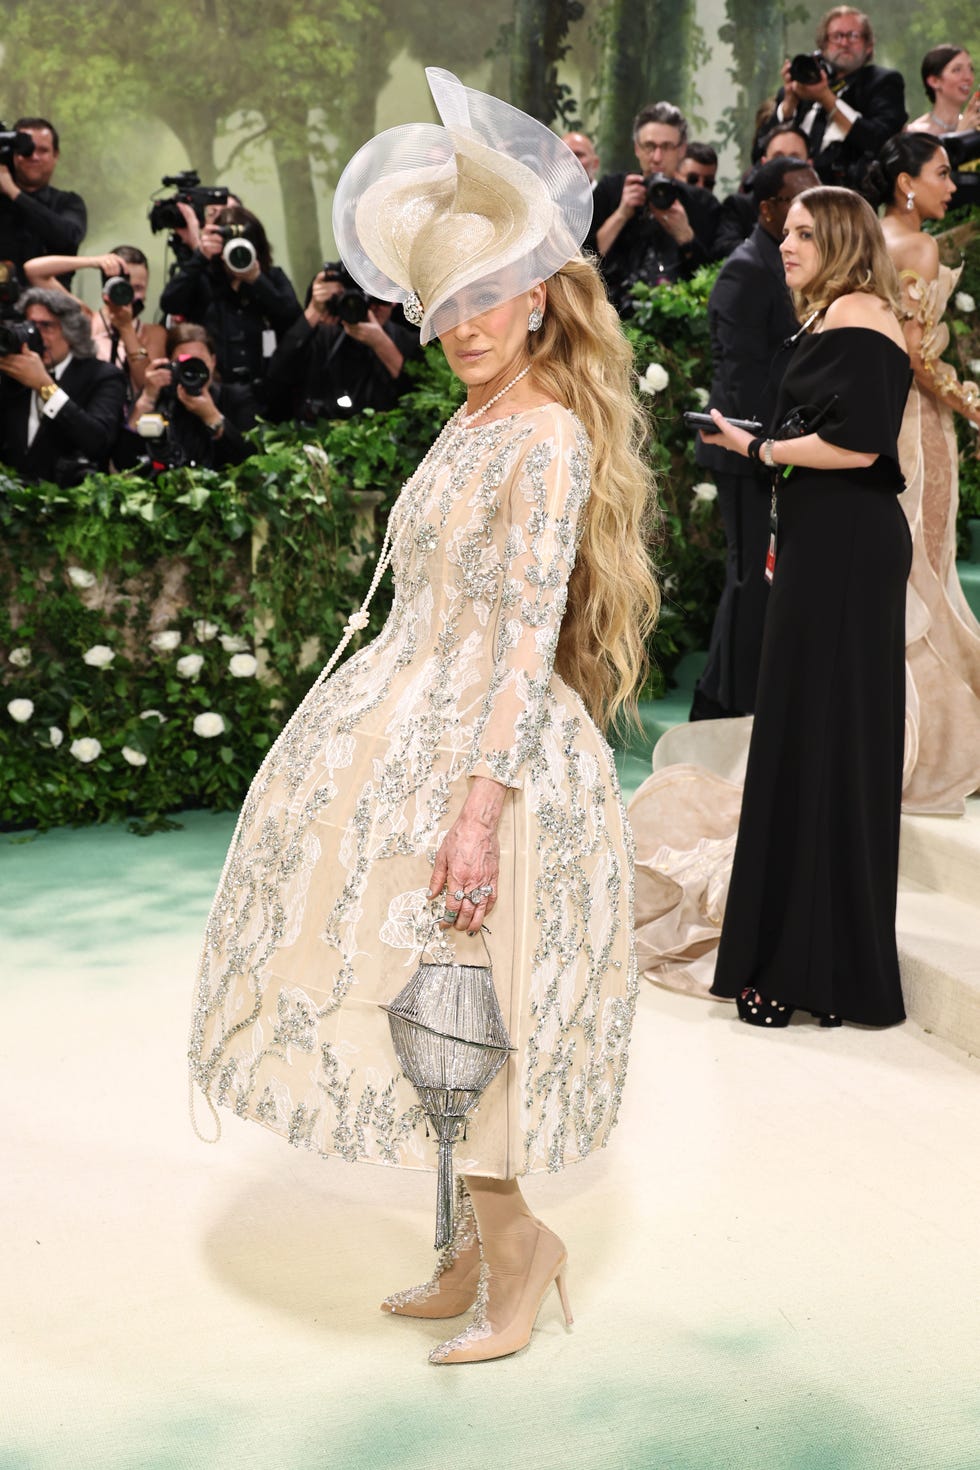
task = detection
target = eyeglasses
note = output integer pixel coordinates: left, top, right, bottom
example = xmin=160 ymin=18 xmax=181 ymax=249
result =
xmin=636 ymin=139 xmax=680 ymax=154
xmin=827 ymin=28 xmax=865 ymax=42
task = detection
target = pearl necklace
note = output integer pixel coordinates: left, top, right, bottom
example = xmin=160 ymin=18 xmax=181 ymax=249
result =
xmin=459 ymin=363 xmax=533 ymax=427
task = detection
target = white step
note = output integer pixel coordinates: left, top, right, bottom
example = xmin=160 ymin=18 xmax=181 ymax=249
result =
xmin=897 ymin=880 xmax=980 ymax=1058
xmin=898 ymin=797 xmax=980 ymax=908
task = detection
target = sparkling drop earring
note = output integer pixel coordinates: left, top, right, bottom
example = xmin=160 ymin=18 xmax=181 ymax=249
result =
xmin=906 ymin=190 xmax=915 ymax=213
xmin=403 ymin=291 xmax=424 ymax=325
xmin=528 ymin=306 xmax=544 ymax=332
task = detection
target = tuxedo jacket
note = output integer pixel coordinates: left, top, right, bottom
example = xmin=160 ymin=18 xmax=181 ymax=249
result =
xmin=759 ymin=63 xmax=906 ymax=186
xmin=696 ymin=224 xmax=800 ymax=474
xmin=0 ymin=356 xmax=126 ymax=484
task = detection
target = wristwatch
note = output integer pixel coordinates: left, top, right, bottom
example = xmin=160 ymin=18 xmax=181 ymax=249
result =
xmin=38 ymin=382 xmax=59 ymax=403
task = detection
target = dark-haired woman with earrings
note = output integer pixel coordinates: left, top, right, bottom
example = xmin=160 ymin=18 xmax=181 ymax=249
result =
xmin=865 ymin=132 xmax=980 ymax=814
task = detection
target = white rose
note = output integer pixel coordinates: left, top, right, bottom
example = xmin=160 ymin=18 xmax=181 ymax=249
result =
xmin=693 ymin=387 xmax=710 ymax=408
xmin=228 ymin=653 xmax=258 ymax=678
xmin=82 ymin=644 xmax=115 ymax=668
xmin=49 ymin=726 xmax=64 ymax=747
xmin=692 ymin=481 xmax=718 ymax=503
xmin=193 ymin=619 xmax=219 ymax=642
xmin=70 ymin=737 xmax=102 ymax=763
xmin=176 ymin=653 xmax=205 ymax=679
xmin=67 ymin=566 xmax=96 ymax=589
xmin=193 ymin=712 xmax=226 ymax=738
xmin=7 ymin=698 xmax=34 ymax=723
xmin=140 ymin=709 xmax=166 ymax=723
xmin=219 ymin=634 xmax=249 ymax=653
xmin=9 ymin=646 xmax=31 ymax=668
xmin=121 ymin=745 xmax=148 ymax=767
xmin=151 ymin=629 xmax=182 ymax=652
xmin=639 ymin=363 xmax=669 ymax=395
xmin=955 ymin=291 xmax=976 ymax=314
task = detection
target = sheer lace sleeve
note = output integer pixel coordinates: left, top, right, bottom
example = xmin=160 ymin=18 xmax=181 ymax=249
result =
xmin=467 ymin=408 xmax=591 ymax=789
xmin=901 ymin=266 xmax=980 ymax=414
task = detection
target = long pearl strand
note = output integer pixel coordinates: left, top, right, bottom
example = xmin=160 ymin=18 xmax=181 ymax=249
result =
xmin=460 ymin=362 xmax=533 ymax=427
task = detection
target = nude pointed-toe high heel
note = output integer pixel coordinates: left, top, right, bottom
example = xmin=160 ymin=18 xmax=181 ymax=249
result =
xmin=381 ymin=1180 xmax=482 ymax=1319
xmin=428 ymin=1222 xmax=573 ymax=1365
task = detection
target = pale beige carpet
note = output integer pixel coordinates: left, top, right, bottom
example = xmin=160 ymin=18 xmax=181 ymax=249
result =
xmin=4 ymin=812 xmax=980 ymax=1469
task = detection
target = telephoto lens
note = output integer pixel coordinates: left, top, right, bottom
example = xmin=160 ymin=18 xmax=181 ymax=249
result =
xmin=222 ymin=236 xmax=257 ymax=274
xmin=644 ymin=173 xmax=680 ymax=211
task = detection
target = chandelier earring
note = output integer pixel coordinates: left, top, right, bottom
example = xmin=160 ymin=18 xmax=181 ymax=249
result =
xmin=403 ymin=291 xmax=424 ymax=325
xmin=528 ymin=306 xmax=544 ymax=333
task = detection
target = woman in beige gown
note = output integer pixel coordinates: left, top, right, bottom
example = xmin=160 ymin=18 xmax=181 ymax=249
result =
xmin=189 ymin=69 xmax=658 ymax=1365
xmin=869 ymin=132 xmax=980 ymax=813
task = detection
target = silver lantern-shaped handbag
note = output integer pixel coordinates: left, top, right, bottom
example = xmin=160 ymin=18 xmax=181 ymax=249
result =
xmin=383 ymin=930 xmax=513 ymax=1247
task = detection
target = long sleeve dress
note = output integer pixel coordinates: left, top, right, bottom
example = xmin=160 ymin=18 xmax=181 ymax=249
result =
xmin=189 ymin=402 xmax=638 ymax=1179
xmin=709 ymin=327 xmax=912 ymax=1025
xmin=897 ymin=264 xmax=980 ymax=814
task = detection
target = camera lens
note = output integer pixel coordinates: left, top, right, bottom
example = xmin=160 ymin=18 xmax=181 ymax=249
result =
xmin=170 ymin=355 xmax=211 ymax=395
xmin=104 ymin=276 xmax=134 ymax=307
xmin=645 ymin=173 xmax=680 ymax=211
xmin=789 ymin=52 xmax=826 ymax=86
xmin=223 ymin=237 xmax=257 ymax=274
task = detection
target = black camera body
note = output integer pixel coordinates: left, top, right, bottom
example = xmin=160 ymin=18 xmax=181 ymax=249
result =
xmin=319 ymin=262 xmax=371 ymax=325
xmin=167 ymin=354 xmax=210 ymax=396
xmin=149 ymin=171 xmax=231 ymax=233
xmin=789 ymin=52 xmax=838 ymax=87
xmin=0 ymin=122 xmax=35 ymax=171
xmin=645 ymin=172 xmax=681 ymax=212
xmin=0 ymin=317 xmax=44 ymax=355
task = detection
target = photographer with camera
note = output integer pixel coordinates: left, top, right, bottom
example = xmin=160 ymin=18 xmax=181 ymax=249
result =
xmin=754 ymin=8 xmax=906 ymax=187
xmin=159 ymin=204 xmax=300 ymax=402
xmin=147 ymin=170 xmax=241 ymax=269
xmin=264 ymin=262 xmax=419 ymax=424
xmin=117 ymin=322 xmax=256 ymax=473
xmin=589 ymin=102 xmax=721 ymax=316
xmin=0 ymin=287 xmax=125 ymax=486
xmin=23 ymin=245 xmax=166 ymax=399
xmin=0 ymin=118 xmax=86 ymax=284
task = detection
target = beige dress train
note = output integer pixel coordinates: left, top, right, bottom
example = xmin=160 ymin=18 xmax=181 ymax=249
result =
xmin=899 ymin=264 xmax=980 ymax=814
xmin=189 ymin=403 xmax=637 ymax=1179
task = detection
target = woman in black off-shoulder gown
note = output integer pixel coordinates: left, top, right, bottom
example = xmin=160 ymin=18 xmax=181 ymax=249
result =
xmin=702 ymin=187 xmax=912 ymax=1027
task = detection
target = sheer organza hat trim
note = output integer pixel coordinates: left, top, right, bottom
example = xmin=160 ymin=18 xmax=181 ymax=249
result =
xmin=332 ymin=67 xmax=593 ymax=344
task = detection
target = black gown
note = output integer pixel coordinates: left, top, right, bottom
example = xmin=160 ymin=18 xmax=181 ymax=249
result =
xmin=710 ymin=327 xmax=912 ymax=1025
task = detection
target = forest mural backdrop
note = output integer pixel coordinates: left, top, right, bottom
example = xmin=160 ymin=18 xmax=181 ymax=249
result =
xmin=1 ymin=0 xmax=977 ymax=291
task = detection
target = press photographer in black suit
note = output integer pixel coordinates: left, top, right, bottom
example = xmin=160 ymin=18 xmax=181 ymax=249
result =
xmin=589 ymin=102 xmax=721 ymax=316
xmin=755 ymin=7 xmax=906 ymax=188
xmin=264 ymin=262 xmax=419 ymax=425
xmin=0 ymin=118 xmax=86 ymax=281
xmin=0 ymin=287 xmax=124 ymax=486
xmin=691 ymin=158 xmax=819 ymax=721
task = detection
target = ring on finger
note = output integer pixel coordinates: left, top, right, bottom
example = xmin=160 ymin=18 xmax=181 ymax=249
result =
xmin=467 ymin=885 xmax=494 ymax=904
xmin=442 ymin=909 xmax=459 ymax=922
xmin=452 ymin=889 xmax=466 ymax=903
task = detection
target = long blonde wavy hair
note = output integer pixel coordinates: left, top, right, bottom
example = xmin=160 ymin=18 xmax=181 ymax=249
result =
xmin=791 ymin=185 xmax=903 ymax=321
xmin=526 ymin=255 xmax=660 ymax=735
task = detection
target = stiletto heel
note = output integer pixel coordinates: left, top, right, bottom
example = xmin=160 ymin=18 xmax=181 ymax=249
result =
xmin=429 ymin=1222 xmax=570 ymax=1364
xmin=554 ymin=1265 xmax=573 ymax=1327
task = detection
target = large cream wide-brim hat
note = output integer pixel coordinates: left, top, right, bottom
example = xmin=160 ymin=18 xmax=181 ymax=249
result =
xmin=333 ymin=67 xmax=593 ymax=344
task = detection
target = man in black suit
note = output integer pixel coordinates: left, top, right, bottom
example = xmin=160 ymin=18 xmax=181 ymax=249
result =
xmin=589 ymin=101 xmax=721 ymax=316
xmin=0 ymin=118 xmax=87 ymax=280
xmin=0 ymin=288 xmax=125 ymax=486
xmin=756 ymin=7 xmax=906 ymax=188
xmin=690 ymin=158 xmax=819 ymax=721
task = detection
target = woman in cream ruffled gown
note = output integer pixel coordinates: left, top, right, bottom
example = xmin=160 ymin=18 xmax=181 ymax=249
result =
xmin=869 ymin=131 xmax=980 ymax=814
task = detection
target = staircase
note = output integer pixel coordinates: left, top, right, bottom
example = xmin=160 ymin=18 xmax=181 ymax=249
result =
xmin=897 ymin=798 xmax=980 ymax=1058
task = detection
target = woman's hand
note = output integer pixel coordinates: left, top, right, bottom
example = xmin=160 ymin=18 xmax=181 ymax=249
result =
xmin=428 ymin=776 xmax=506 ymax=936
xmin=700 ymin=407 xmax=755 ymax=457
